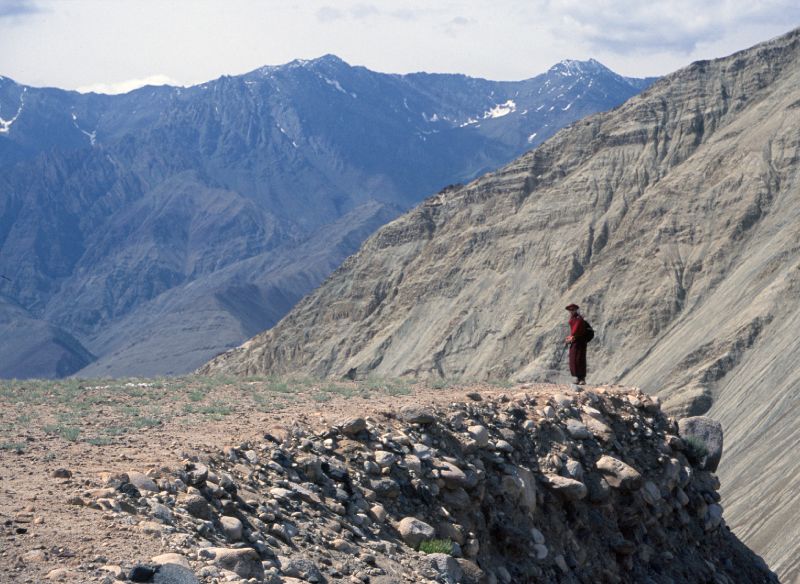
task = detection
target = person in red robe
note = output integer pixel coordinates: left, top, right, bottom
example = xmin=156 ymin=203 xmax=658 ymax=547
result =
xmin=565 ymin=303 xmax=588 ymax=385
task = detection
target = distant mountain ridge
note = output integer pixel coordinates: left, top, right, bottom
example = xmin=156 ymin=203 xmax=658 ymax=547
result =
xmin=200 ymin=29 xmax=800 ymax=581
xmin=0 ymin=56 xmax=655 ymax=378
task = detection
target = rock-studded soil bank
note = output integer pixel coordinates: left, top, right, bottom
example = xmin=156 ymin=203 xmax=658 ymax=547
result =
xmin=0 ymin=381 xmax=778 ymax=583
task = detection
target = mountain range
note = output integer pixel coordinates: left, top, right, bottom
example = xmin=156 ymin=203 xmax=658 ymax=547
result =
xmin=201 ymin=28 xmax=800 ymax=581
xmin=0 ymin=56 xmax=654 ymax=378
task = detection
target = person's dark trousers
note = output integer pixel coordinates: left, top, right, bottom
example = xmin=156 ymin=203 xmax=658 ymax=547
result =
xmin=569 ymin=341 xmax=587 ymax=381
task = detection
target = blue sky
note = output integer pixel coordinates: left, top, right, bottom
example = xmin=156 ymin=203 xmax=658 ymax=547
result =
xmin=1 ymin=0 xmax=798 ymax=93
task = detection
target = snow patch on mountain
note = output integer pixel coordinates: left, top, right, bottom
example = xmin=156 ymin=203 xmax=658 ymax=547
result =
xmin=0 ymin=88 xmax=25 ymax=134
xmin=483 ymin=99 xmax=516 ymax=119
xmin=321 ymin=76 xmax=355 ymax=97
xmin=70 ymin=112 xmax=97 ymax=146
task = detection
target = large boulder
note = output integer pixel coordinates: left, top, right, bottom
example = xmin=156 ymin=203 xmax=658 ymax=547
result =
xmin=153 ymin=563 xmax=199 ymax=584
xmin=501 ymin=467 xmax=537 ymax=512
xmin=127 ymin=471 xmax=158 ymax=493
xmin=398 ymin=517 xmax=436 ymax=548
xmin=203 ymin=548 xmax=264 ymax=580
xmin=339 ymin=417 xmax=367 ymax=435
xmin=542 ymin=474 xmax=587 ymax=500
xmin=595 ymin=455 xmax=642 ymax=490
xmin=426 ymin=553 xmax=463 ymax=582
xmin=678 ymin=416 xmax=724 ymax=472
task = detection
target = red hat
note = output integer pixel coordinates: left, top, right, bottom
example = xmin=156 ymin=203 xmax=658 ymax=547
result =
xmin=565 ymin=303 xmax=579 ymax=311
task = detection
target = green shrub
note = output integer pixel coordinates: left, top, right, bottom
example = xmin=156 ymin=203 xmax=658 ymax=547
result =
xmin=684 ymin=435 xmax=708 ymax=463
xmin=188 ymin=389 xmax=205 ymax=402
xmin=418 ymin=539 xmax=453 ymax=554
xmin=60 ymin=427 xmax=81 ymax=442
xmin=131 ymin=416 xmax=161 ymax=429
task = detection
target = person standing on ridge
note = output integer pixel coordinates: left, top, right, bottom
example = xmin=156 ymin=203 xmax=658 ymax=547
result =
xmin=565 ymin=303 xmax=588 ymax=385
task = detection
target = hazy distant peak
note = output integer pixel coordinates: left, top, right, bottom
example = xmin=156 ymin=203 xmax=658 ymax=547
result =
xmin=309 ymin=54 xmax=348 ymax=66
xmin=256 ymin=54 xmax=350 ymax=76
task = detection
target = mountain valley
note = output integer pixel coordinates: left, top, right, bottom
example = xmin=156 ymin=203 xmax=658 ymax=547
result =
xmin=0 ymin=57 xmax=654 ymax=378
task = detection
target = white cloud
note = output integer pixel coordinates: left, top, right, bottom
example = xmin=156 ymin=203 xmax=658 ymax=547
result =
xmin=441 ymin=15 xmax=473 ymax=37
xmin=316 ymin=5 xmax=344 ymax=22
xmin=316 ymin=2 xmax=426 ymax=23
xmin=76 ymin=74 xmax=184 ymax=95
xmin=0 ymin=0 xmax=41 ymax=19
xmin=531 ymin=0 xmax=800 ymax=54
xmin=350 ymin=3 xmax=380 ymax=19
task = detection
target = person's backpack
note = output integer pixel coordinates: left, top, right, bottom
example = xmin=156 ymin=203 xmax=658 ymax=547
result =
xmin=583 ymin=320 xmax=595 ymax=342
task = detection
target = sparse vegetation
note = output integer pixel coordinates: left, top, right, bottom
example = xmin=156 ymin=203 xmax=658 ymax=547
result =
xmin=60 ymin=426 xmax=81 ymax=442
xmin=684 ymin=435 xmax=709 ymax=463
xmin=0 ymin=373 xmax=428 ymax=447
xmin=0 ymin=441 xmax=26 ymax=453
xmin=193 ymin=401 xmax=233 ymax=419
xmin=366 ymin=376 xmax=412 ymax=396
xmin=429 ymin=378 xmax=456 ymax=390
xmin=131 ymin=416 xmax=161 ymax=429
xmin=418 ymin=538 xmax=453 ymax=554
xmin=188 ymin=389 xmax=205 ymax=402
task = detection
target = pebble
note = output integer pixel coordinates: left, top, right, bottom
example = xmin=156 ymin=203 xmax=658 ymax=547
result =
xmin=467 ymin=425 xmax=490 ymax=447
xmin=400 ymin=407 xmax=437 ymax=424
xmin=181 ymin=494 xmax=212 ymax=520
xmin=543 ymin=474 xmax=587 ymax=500
xmin=565 ymin=419 xmax=591 ymax=439
xmin=46 ymin=568 xmax=78 ymax=581
xmin=533 ymin=544 xmax=548 ymax=560
xmin=220 ymin=515 xmax=243 ymax=541
xmin=128 ymin=471 xmax=159 ymax=493
xmin=206 ymin=547 xmax=265 ymax=580
xmin=153 ymin=563 xmax=200 ymax=584
xmin=374 ymin=450 xmax=397 ymax=468
xmin=340 ymin=417 xmax=368 ymax=436
xmin=596 ymin=455 xmax=642 ymax=490
xmin=495 ymin=440 xmax=513 ymax=453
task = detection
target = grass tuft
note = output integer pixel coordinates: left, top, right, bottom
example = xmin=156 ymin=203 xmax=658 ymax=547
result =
xmin=0 ymin=442 xmax=26 ymax=453
xmin=418 ymin=539 xmax=453 ymax=554
xmin=683 ymin=435 xmax=709 ymax=463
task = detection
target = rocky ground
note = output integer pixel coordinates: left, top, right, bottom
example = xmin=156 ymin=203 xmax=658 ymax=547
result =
xmin=0 ymin=378 xmax=778 ymax=583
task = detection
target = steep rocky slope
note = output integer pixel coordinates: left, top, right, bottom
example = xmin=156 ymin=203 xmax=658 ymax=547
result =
xmin=0 ymin=58 xmax=653 ymax=378
xmin=202 ymin=28 xmax=800 ymax=580
xmin=1 ymin=382 xmax=776 ymax=583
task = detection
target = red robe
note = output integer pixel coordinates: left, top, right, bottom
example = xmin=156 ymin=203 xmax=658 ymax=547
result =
xmin=569 ymin=314 xmax=588 ymax=380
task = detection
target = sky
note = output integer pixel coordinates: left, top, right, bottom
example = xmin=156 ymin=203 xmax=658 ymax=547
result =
xmin=0 ymin=0 xmax=798 ymax=93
